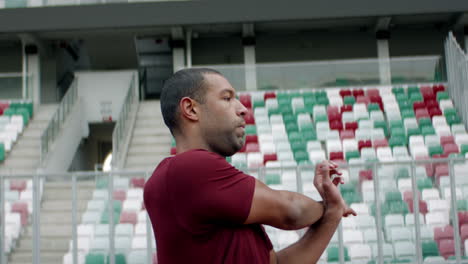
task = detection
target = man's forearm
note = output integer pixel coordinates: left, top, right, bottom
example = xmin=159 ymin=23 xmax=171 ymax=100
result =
xmin=278 ymin=190 xmax=325 ymax=230
xmin=275 ymin=209 xmax=342 ymax=264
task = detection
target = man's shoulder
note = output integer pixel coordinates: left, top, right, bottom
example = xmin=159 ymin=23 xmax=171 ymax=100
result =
xmin=171 ymin=149 xmax=226 ymax=166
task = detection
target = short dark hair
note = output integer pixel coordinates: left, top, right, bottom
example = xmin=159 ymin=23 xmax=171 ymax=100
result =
xmin=160 ymin=68 xmax=222 ymax=134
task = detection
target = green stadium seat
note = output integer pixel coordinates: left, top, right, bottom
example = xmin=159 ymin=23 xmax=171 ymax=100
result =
xmin=389 ymin=136 xmax=407 ymax=148
xmin=386 ymin=191 xmax=403 ymax=202
xmin=406 ymin=128 xmax=421 ymax=139
xmin=418 ymin=118 xmax=432 ymax=128
xmin=422 ymin=241 xmax=440 ymax=259
xmin=421 ymin=126 xmax=436 ymax=136
xmin=294 ymin=150 xmax=309 ymax=162
xmin=343 ymin=192 xmax=361 ymax=204
xmin=461 ymin=144 xmax=468 ymax=155
xmin=367 ymin=103 xmax=380 ymax=112
xmin=245 ymin=125 xmax=257 ymax=135
xmin=437 ymin=92 xmax=450 ymax=101
xmin=428 ymin=145 xmax=443 ymax=157
xmin=392 ymin=87 xmax=405 ymax=95
xmin=0 ymin=143 xmax=4 ymax=162
xmin=344 ymin=96 xmax=355 ymax=105
xmin=401 ymin=109 xmax=415 ymax=119
xmin=95 ymin=178 xmax=108 ymax=189
xmin=85 ymin=253 xmax=105 ymax=264
xmin=107 ymin=253 xmax=127 ymax=264
xmin=417 ymin=178 xmax=433 ymax=191
xmin=327 ymin=246 xmax=350 ymax=262
xmin=265 ymin=174 xmax=281 ymax=185
xmin=346 ymin=151 xmax=360 ymax=161
xmin=253 ymin=100 xmax=265 ymax=108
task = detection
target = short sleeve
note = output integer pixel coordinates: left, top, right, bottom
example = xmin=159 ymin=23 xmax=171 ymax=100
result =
xmin=167 ymin=150 xmax=255 ymax=233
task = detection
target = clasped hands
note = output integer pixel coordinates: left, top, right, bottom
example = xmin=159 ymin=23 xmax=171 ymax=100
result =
xmin=313 ymin=160 xmax=357 ymax=218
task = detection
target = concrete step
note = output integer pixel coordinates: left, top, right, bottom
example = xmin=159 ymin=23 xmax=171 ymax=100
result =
xmin=27 ymin=121 xmax=49 ymax=130
xmin=41 ymin=200 xmax=88 ymax=213
xmin=134 ymin=119 xmax=166 ymax=128
xmin=22 ymin=129 xmax=43 ymax=138
xmin=24 ymin=224 xmax=74 ymax=238
xmin=42 ymin=190 xmax=92 ymax=200
xmin=44 ymin=180 xmax=95 ymax=189
xmin=3 ymin=158 xmax=38 ymax=168
xmin=131 ymin=136 xmax=172 ymax=146
xmin=128 ymin=146 xmax=170 ymax=156
xmin=15 ymin=237 xmax=69 ymax=252
xmin=10 ymin=251 xmax=64 ymax=264
xmin=15 ymin=138 xmax=40 ymax=148
xmin=8 ymin=148 xmax=40 ymax=159
xmin=133 ymin=127 xmax=171 ymax=137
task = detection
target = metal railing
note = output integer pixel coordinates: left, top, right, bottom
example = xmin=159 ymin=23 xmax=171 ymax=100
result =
xmin=111 ymin=73 xmax=139 ymax=169
xmin=2 ymin=157 xmax=468 ymax=264
xmin=40 ymin=79 xmax=78 ymax=163
xmin=445 ymin=32 xmax=468 ymax=129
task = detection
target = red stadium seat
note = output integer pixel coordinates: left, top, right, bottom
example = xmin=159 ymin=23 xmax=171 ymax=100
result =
xmin=359 ymin=170 xmax=373 ymax=182
xmin=443 ymin=143 xmax=459 ymax=155
xmin=341 ymin=105 xmax=353 ymax=112
xmin=358 ymin=140 xmax=372 ymax=151
xmin=245 ymin=135 xmax=258 ymax=144
xmin=403 ymin=190 xmax=421 ymax=202
xmin=339 ymin=89 xmax=352 ymax=98
xmin=340 ymin=130 xmax=355 ymax=140
xmin=434 ymin=225 xmax=454 ymax=243
xmin=433 ymin=84 xmax=446 ymax=94
xmin=345 ymin=121 xmax=358 ymax=131
xmin=245 ymin=143 xmax=260 ymax=153
xmin=113 ymin=190 xmax=127 ymax=202
xmin=413 ymin=101 xmax=426 ymax=111
xmin=11 ymin=202 xmax=28 ymax=226
xmin=170 ymin=147 xmax=177 ymax=155
xmin=329 ymin=120 xmax=343 ymax=130
xmin=263 ymin=153 xmax=277 ymax=164
xmin=420 ymin=86 xmax=433 ymax=94
xmin=366 ymin=89 xmax=380 ymax=97
xmin=264 ymin=92 xmax=276 ymax=100
xmin=405 ymin=199 xmax=428 ymax=215
xmin=329 ymin=152 xmax=344 ymax=161
xmin=9 ymin=180 xmax=27 ymax=192
xmin=438 ymin=239 xmax=455 ymax=259
xmin=415 ymin=108 xmax=430 ymax=120
xmin=327 ymin=106 xmax=341 ymax=121
xmin=428 ymin=107 xmax=442 ymax=118
xmin=244 ymin=111 xmax=255 ymax=125
xmin=434 ymin=164 xmax=449 ymax=179
xmin=373 ymin=139 xmax=389 ymax=148
xmin=460 ymin=224 xmax=468 ymax=242
xmin=356 ymin=96 xmax=370 ymax=105
xmin=440 ymin=136 xmax=455 ymax=146
xmin=425 ymin=100 xmax=439 ymax=108
xmin=120 ymin=211 xmax=138 ymax=225
xmin=352 ymin=89 xmax=364 ymax=97
xmin=415 ymin=156 xmax=434 ymax=177
xmin=131 ymin=177 xmax=146 ymax=188
xmin=239 ymin=94 xmax=252 ymax=108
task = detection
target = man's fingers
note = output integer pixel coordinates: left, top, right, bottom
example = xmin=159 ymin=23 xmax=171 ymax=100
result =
xmin=343 ymin=208 xmax=357 ymax=217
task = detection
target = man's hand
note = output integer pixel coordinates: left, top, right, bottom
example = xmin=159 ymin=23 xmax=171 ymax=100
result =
xmin=313 ymin=160 xmax=356 ymax=217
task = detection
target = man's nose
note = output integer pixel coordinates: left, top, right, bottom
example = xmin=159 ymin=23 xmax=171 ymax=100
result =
xmin=237 ymin=99 xmax=248 ymax=116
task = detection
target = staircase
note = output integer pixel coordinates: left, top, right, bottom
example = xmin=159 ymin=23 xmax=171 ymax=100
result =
xmin=124 ymin=100 xmax=172 ymax=171
xmin=8 ymin=180 xmax=94 ymax=264
xmin=0 ymin=104 xmax=58 ymax=174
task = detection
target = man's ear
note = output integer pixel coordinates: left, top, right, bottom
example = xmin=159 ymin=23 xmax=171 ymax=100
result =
xmin=179 ymin=97 xmax=199 ymax=122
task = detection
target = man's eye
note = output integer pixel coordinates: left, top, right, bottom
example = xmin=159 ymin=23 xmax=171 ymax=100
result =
xmin=223 ymin=97 xmax=231 ymax=101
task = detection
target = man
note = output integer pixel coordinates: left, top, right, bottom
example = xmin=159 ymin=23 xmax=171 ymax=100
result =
xmin=144 ymin=68 xmax=356 ymax=264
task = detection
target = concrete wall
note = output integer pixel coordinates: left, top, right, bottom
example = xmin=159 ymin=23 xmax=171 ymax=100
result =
xmin=41 ymin=98 xmax=89 ymax=172
xmin=76 ymin=70 xmax=136 ymax=123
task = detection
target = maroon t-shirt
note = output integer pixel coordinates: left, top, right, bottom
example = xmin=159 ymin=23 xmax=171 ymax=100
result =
xmin=144 ymin=149 xmax=273 ymax=264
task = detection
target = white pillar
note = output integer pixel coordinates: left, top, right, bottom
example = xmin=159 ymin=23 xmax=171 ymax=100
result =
xmin=376 ymin=31 xmax=392 ymax=85
xmin=22 ymin=42 xmax=41 ymax=111
xmin=171 ymin=27 xmax=185 ymax=72
xmin=243 ymin=24 xmax=257 ymax=91
xmin=186 ymin=28 xmax=192 ymax=68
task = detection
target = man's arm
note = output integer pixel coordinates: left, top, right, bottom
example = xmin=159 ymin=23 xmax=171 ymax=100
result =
xmin=269 ymin=161 xmax=357 ymax=264
xmin=270 ymin=209 xmax=342 ymax=264
xmin=244 ymin=179 xmax=325 ymax=230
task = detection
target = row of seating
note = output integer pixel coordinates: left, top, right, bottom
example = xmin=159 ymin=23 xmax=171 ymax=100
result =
xmin=3 ymin=178 xmax=43 ymax=254
xmin=0 ymin=101 xmax=33 ymax=161
xmin=63 ymin=176 xmax=156 ymax=264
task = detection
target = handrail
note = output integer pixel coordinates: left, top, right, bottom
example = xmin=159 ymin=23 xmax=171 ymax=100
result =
xmin=40 ymin=79 xmax=78 ymax=164
xmin=111 ymin=73 xmax=139 ymax=169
